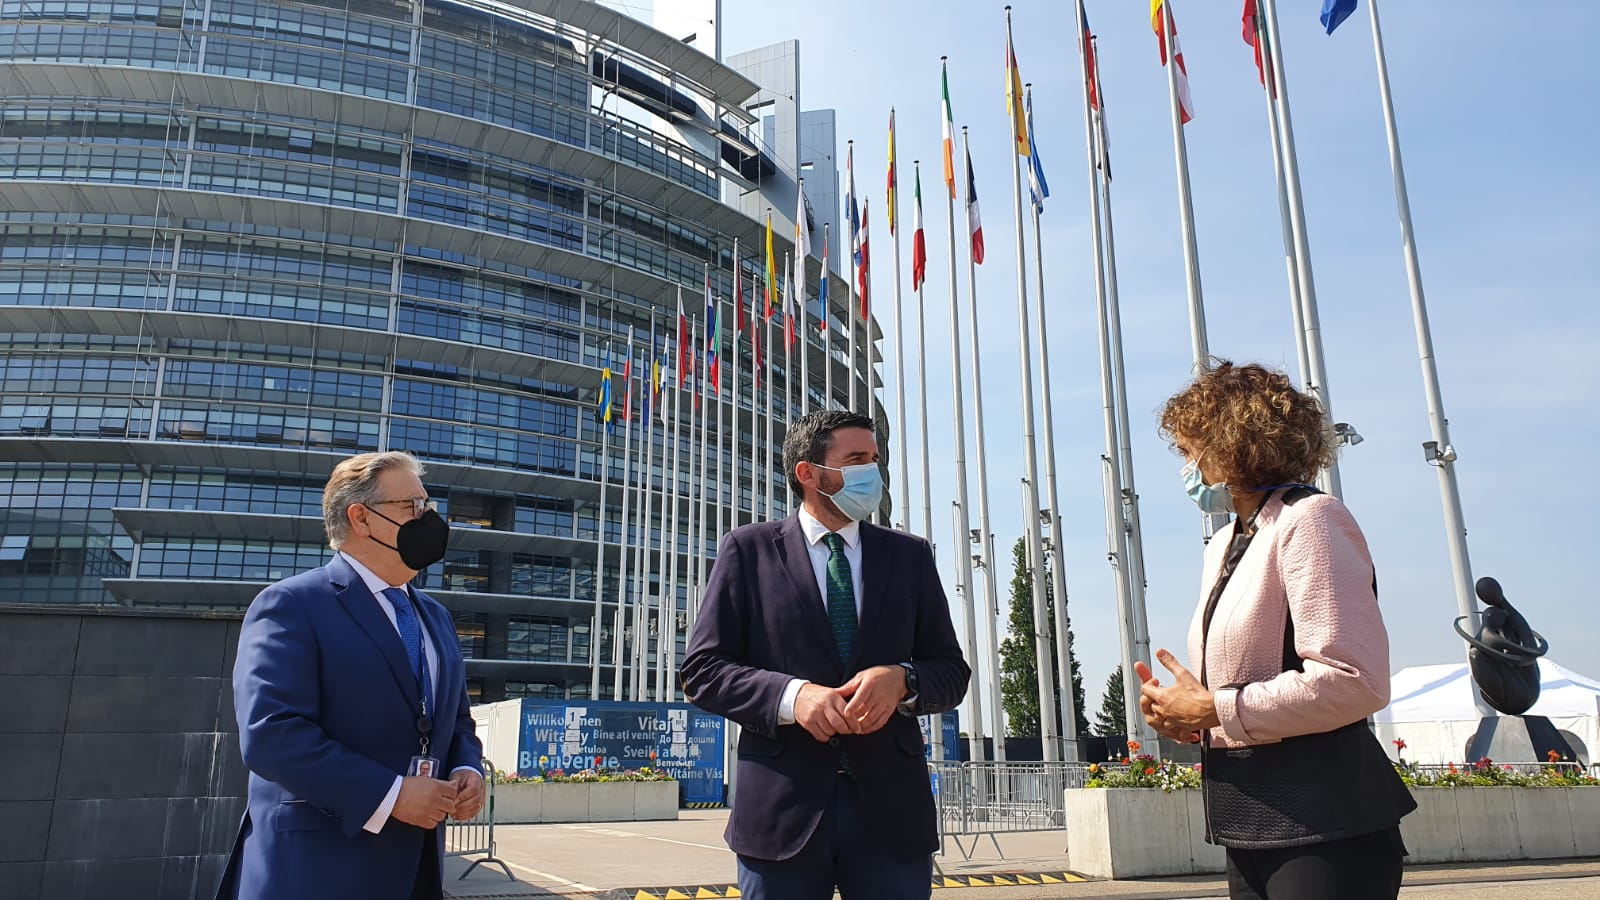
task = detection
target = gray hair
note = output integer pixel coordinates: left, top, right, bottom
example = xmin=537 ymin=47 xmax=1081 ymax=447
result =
xmin=322 ymin=451 xmax=425 ymax=550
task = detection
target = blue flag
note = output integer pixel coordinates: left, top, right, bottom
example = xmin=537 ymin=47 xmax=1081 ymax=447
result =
xmin=1321 ymin=0 xmax=1357 ymax=34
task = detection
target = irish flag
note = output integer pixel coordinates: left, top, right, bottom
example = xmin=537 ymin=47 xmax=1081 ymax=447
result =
xmin=941 ymin=60 xmax=956 ymax=199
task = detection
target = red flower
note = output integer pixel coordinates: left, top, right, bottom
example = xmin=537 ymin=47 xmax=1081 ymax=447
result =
xmin=1144 ymin=767 xmax=1156 ymax=776
xmin=1127 ymin=740 xmax=1142 ymax=755
xmin=1548 ymin=749 xmax=1562 ymax=763
xmin=1392 ymin=738 xmax=1407 ymax=751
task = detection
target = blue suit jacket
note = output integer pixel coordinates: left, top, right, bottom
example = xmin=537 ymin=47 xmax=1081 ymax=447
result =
xmin=216 ymin=555 xmax=483 ymax=900
xmin=679 ymin=516 xmax=969 ymax=862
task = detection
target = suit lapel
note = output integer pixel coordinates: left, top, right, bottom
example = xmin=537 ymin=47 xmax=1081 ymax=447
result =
xmin=329 ymin=556 xmax=421 ymax=713
xmin=848 ymin=522 xmax=891 ymax=671
xmin=774 ymin=516 xmax=840 ymax=669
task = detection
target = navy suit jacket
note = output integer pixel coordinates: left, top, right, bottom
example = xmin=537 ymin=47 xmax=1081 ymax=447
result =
xmin=216 ymin=555 xmax=483 ymax=900
xmin=680 ymin=515 xmax=969 ymax=862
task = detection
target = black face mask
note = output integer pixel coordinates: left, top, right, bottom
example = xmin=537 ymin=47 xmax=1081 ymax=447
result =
xmin=366 ymin=506 xmax=450 ymax=571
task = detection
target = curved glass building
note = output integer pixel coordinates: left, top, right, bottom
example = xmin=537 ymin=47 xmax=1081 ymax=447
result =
xmin=0 ymin=0 xmax=876 ymax=701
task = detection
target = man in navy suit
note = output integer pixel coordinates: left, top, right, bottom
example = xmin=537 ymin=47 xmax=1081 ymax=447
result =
xmin=218 ymin=451 xmax=484 ymax=900
xmin=681 ymin=410 xmax=970 ymax=900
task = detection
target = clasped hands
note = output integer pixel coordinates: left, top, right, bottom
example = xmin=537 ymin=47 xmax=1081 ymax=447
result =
xmin=1135 ymin=649 xmax=1219 ymax=744
xmin=794 ymin=665 xmax=908 ymax=742
xmin=393 ymin=768 xmax=485 ymax=829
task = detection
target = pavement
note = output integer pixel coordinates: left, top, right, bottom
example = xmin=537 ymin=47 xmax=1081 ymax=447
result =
xmin=444 ymin=810 xmax=1600 ymax=900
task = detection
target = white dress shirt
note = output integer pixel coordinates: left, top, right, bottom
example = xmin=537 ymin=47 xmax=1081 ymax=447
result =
xmin=777 ymin=509 xmax=883 ymax=725
xmin=340 ymin=552 xmax=475 ymax=833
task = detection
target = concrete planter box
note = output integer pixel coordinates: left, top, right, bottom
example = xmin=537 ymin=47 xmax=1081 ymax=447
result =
xmin=1064 ymin=787 xmax=1600 ymax=879
xmin=1063 ymin=789 xmax=1223 ymax=879
xmin=494 ymin=781 xmax=679 ymax=824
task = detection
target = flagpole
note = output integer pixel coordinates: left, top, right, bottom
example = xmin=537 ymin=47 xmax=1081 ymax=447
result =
xmin=846 ymin=140 xmax=859 ymax=412
xmin=1157 ymin=0 xmax=1209 ymax=371
xmin=731 ymin=245 xmax=743 ymax=530
xmin=961 ymin=127 xmax=1010 ymax=762
xmin=602 ymin=332 xmax=635 ymax=699
xmin=716 ymin=290 xmax=727 ymax=547
xmin=1091 ymin=46 xmax=1155 ymax=747
xmin=1260 ymin=0 xmax=1343 ymax=498
xmin=591 ymin=336 xmax=612 ymax=703
xmin=821 ymin=224 xmax=833 ymax=410
xmin=885 ymin=110 xmax=910 ymax=531
xmin=612 ymin=349 xmax=632 ymax=698
xmin=1076 ymin=4 xmax=1153 ymax=747
xmin=694 ymin=313 xmax=709 ymax=637
xmin=799 ymin=259 xmax=811 ymax=416
xmin=764 ymin=300 xmax=775 ymax=520
xmin=1022 ymin=86 xmax=1081 ymax=760
xmin=1001 ymin=14 xmax=1060 ymax=762
xmin=1248 ymin=8 xmax=1313 ymax=393
xmin=784 ymin=250 xmax=794 ymax=437
xmin=634 ymin=314 xmax=659 ymax=699
xmin=912 ymin=162 xmax=933 ymax=547
xmin=942 ymin=71 xmax=984 ymax=763
xmin=1366 ymin=0 xmax=1487 ymax=714
xmin=750 ymin=258 xmax=762 ymax=525
xmin=661 ymin=311 xmax=685 ymax=701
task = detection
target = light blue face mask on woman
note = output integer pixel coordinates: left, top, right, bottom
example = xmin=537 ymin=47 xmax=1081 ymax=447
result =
xmin=1181 ymin=460 xmax=1234 ymax=514
xmin=814 ymin=462 xmax=884 ymax=522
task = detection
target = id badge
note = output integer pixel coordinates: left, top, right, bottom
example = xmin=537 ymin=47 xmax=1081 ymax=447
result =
xmin=408 ymin=755 xmax=441 ymax=778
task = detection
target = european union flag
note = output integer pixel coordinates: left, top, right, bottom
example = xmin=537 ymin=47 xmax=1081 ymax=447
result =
xmin=1321 ymin=0 xmax=1357 ymax=35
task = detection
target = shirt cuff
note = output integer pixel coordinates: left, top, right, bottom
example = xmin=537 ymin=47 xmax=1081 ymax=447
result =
xmin=1214 ymin=688 xmax=1250 ymax=743
xmin=777 ymin=678 xmax=808 ymax=725
xmin=449 ymin=766 xmax=482 ymax=778
xmin=363 ymin=775 xmax=403 ymax=834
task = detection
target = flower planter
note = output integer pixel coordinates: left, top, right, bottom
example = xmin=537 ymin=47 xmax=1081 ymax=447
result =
xmin=1064 ymin=786 xmax=1600 ymax=879
xmin=1063 ymin=788 xmax=1223 ymax=879
xmin=494 ymin=781 xmax=679 ymax=824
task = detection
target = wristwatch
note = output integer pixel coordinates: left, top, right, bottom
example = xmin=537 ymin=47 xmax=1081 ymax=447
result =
xmin=898 ymin=662 xmax=919 ymax=701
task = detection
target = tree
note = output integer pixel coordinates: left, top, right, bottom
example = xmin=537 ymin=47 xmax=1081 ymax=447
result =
xmin=1095 ymin=666 xmax=1127 ymax=737
xmin=999 ymin=537 xmax=1089 ymax=739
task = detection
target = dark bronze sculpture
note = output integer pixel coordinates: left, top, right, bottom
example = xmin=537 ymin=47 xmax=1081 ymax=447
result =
xmin=1453 ymin=576 xmax=1549 ymax=716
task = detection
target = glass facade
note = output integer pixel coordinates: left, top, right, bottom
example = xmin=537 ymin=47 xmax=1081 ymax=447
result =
xmin=0 ymin=0 xmax=864 ymax=702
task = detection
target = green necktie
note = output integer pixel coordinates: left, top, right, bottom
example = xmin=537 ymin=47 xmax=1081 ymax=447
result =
xmin=822 ymin=532 xmax=857 ymax=661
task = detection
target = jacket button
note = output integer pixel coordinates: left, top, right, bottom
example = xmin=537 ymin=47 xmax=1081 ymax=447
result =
xmin=827 ymin=736 xmax=840 ymax=748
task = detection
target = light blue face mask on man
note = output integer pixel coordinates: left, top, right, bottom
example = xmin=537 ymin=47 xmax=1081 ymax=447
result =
xmin=813 ymin=462 xmax=884 ymax=523
xmin=1181 ymin=460 xmax=1234 ymax=515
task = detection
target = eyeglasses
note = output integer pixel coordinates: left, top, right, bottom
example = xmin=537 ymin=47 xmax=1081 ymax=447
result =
xmin=369 ymin=497 xmax=436 ymax=518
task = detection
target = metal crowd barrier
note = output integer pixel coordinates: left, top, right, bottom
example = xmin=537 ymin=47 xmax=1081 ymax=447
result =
xmin=445 ymin=757 xmax=514 ymax=881
xmin=928 ymin=760 xmax=1093 ymax=859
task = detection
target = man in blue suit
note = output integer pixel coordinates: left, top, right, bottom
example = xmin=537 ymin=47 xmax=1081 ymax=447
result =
xmin=218 ymin=451 xmax=484 ymax=900
xmin=681 ymin=410 xmax=970 ymax=900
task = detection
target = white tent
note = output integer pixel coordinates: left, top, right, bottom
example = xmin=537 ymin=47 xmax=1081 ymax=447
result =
xmin=1372 ymin=659 xmax=1600 ymax=766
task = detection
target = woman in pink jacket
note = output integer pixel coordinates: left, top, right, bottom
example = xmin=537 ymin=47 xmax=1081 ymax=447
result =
xmin=1138 ymin=362 xmax=1415 ymax=900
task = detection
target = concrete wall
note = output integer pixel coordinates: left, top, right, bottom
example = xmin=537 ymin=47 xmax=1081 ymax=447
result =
xmin=0 ymin=606 xmax=246 ymax=900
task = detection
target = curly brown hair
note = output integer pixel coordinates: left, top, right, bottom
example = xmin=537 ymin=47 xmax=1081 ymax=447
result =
xmin=1158 ymin=360 xmax=1335 ymax=489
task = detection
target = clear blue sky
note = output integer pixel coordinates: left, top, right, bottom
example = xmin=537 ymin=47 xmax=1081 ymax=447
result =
xmin=646 ymin=0 xmax=1599 ymax=731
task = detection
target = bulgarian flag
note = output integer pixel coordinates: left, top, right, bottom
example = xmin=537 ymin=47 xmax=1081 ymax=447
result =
xmin=941 ymin=59 xmax=956 ymax=198
xmin=1151 ymin=0 xmax=1195 ymax=124
xmin=911 ymin=165 xmax=927 ymax=291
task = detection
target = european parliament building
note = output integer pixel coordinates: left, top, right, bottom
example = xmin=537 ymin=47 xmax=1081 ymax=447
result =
xmin=0 ymin=0 xmax=875 ymax=702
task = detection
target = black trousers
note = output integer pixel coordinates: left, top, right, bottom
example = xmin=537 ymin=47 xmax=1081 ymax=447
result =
xmin=1225 ymin=827 xmax=1405 ymax=900
xmin=409 ymin=838 xmax=442 ymax=900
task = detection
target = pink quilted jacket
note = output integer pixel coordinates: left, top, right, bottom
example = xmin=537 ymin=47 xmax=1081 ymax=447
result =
xmin=1186 ymin=492 xmax=1392 ymax=749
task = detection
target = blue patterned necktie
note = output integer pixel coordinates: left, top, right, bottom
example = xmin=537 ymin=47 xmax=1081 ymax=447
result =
xmin=383 ymin=587 xmax=432 ymax=718
xmin=821 ymin=533 xmax=857 ymax=662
